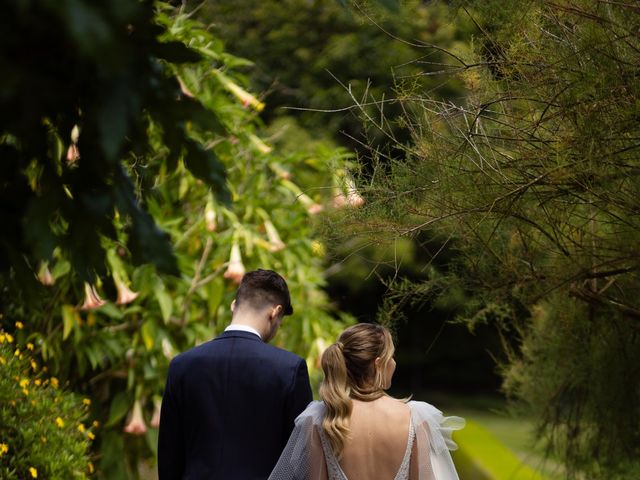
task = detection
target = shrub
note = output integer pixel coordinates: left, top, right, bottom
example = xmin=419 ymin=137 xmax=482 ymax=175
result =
xmin=0 ymin=330 xmax=95 ymax=479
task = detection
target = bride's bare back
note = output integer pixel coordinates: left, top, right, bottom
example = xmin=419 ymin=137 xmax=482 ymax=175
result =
xmin=339 ymin=397 xmax=412 ymax=480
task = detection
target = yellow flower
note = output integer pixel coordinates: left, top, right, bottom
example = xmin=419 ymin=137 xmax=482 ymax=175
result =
xmin=77 ymin=423 xmax=86 ymax=433
xmin=34 ymin=379 xmax=41 ymax=386
xmin=29 ymin=467 xmax=37 ymax=478
xmin=87 ymin=431 xmax=95 ymax=440
xmin=0 ymin=356 xmax=5 ymax=365
xmin=0 ymin=333 xmax=5 ymax=343
xmin=5 ymin=333 xmax=13 ymax=343
xmin=55 ymin=417 xmax=65 ymax=428
xmin=311 ymin=240 xmax=326 ymax=257
xmin=19 ymin=378 xmax=29 ymax=388
xmin=0 ymin=443 xmax=8 ymax=455
xmin=31 ymin=360 xmax=37 ymax=371
xmin=14 ymin=348 xmax=20 ymax=356
xmin=22 ymin=388 xmax=29 ymax=396
xmin=50 ymin=377 xmax=59 ymax=388
xmin=82 ymin=398 xmax=91 ymax=406
xmin=92 ymin=420 xmax=100 ymax=428
xmin=88 ymin=462 xmax=95 ymax=474
xmin=15 ymin=321 xmax=24 ymax=330
xmin=27 ymin=343 xmax=34 ymax=351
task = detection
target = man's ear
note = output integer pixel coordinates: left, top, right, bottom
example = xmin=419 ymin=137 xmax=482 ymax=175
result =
xmin=270 ymin=304 xmax=283 ymax=319
xmin=230 ymin=299 xmax=236 ymax=313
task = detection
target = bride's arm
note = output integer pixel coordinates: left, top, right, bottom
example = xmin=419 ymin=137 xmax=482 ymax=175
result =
xmin=309 ymin=424 xmax=328 ymax=480
xmin=269 ymin=402 xmax=328 ymax=480
xmin=411 ymin=402 xmax=464 ymax=480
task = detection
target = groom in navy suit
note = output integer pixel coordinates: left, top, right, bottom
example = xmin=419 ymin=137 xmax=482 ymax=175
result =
xmin=158 ymin=269 xmax=313 ymax=479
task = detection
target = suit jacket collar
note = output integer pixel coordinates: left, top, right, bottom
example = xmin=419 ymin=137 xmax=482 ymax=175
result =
xmin=216 ymin=329 xmax=263 ymax=342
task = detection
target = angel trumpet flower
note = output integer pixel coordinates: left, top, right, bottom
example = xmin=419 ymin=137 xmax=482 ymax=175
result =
xmin=264 ymin=220 xmax=285 ymax=252
xmin=37 ymin=263 xmax=54 ymax=286
xmin=162 ymin=338 xmax=176 ymax=360
xmin=332 ymin=190 xmax=348 ymax=209
xmin=80 ymin=283 xmax=106 ymax=311
xmin=66 ymin=144 xmax=80 ymax=163
xmin=281 ymin=180 xmax=323 ymax=215
xmin=333 ymin=177 xmax=364 ymax=209
xmin=123 ymin=400 xmax=147 ymax=435
xmin=177 ymin=76 xmax=195 ymax=98
xmin=115 ymin=276 xmax=139 ymax=305
xmin=66 ymin=125 xmax=81 ymax=164
xmin=269 ymin=163 xmax=292 ymax=180
xmin=248 ymin=133 xmax=272 ymax=154
xmin=345 ymin=177 xmax=365 ymax=207
xmin=150 ymin=398 xmax=162 ymax=429
xmin=204 ymin=199 xmax=217 ymax=232
xmin=223 ymin=243 xmax=245 ymax=284
xmin=215 ymin=70 xmax=265 ymax=112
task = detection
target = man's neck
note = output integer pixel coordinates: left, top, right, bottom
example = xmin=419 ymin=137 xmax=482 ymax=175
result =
xmin=225 ymin=323 xmax=262 ymax=339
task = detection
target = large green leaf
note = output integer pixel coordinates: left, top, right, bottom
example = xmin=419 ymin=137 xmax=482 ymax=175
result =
xmin=183 ymin=139 xmax=230 ymax=203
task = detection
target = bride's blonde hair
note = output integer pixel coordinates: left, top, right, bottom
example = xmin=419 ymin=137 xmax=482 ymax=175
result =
xmin=319 ymin=323 xmax=396 ymax=457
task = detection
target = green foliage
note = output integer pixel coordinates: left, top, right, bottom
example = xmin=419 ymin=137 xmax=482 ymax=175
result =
xmin=200 ymin=0 xmax=472 ymax=151
xmin=503 ymin=295 xmax=640 ymax=479
xmin=0 ymin=332 xmax=95 ymax=479
xmin=1 ymin=4 xmax=355 ymax=478
xmin=353 ymin=1 xmax=640 ymax=477
xmin=0 ymin=0 xmax=229 ymax=282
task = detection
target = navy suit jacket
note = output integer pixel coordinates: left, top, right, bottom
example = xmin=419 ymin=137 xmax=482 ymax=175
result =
xmin=158 ymin=330 xmax=313 ymax=480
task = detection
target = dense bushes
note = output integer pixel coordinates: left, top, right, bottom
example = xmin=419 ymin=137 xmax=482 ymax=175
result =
xmin=0 ymin=331 xmax=95 ymax=479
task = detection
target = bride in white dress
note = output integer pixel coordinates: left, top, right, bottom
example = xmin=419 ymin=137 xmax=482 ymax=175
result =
xmin=269 ymin=323 xmax=464 ymax=480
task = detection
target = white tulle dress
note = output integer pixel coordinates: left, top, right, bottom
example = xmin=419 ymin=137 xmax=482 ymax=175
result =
xmin=268 ymin=400 xmax=464 ymax=480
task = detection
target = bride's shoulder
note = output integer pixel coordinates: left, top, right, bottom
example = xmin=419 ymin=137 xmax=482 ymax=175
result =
xmin=294 ymin=400 xmax=326 ymax=425
xmin=407 ymin=400 xmax=442 ymax=415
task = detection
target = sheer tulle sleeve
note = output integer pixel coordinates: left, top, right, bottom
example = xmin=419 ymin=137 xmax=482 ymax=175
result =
xmin=268 ymin=401 xmax=328 ymax=480
xmin=410 ymin=401 xmax=465 ymax=480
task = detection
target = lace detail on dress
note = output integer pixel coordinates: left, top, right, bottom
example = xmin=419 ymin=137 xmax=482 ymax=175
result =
xmin=318 ymin=418 xmax=416 ymax=480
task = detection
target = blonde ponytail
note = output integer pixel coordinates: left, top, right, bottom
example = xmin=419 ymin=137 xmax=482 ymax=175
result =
xmin=319 ymin=342 xmax=352 ymax=458
xmin=319 ymin=324 xmax=399 ymax=458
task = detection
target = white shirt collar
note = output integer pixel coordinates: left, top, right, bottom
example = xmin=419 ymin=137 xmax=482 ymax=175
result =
xmin=224 ymin=324 xmax=262 ymax=340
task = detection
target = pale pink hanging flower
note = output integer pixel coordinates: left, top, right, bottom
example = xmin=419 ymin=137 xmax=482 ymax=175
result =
xmin=248 ymin=133 xmax=272 ymax=154
xmin=264 ymin=220 xmax=285 ymax=252
xmin=223 ymin=243 xmax=245 ymax=284
xmin=332 ymin=190 xmax=348 ymax=209
xmin=270 ymin=163 xmax=292 ymax=180
xmin=215 ymin=71 xmax=265 ymax=112
xmin=205 ymin=202 xmax=217 ymax=232
xmin=66 ymin=144 xmax=80 ymax=163
xmin=177 ymin=76 xmax=195 ymax=98
xmin=280 ymin=179 xmax=323 ymax=215
xmin=162 ymin=338 xmax=175 ymax=360
xmin=297 ymin=191 xmax=323 ymax=215
xmin=80 ymin=283 xmax=106 ymax=311
xmin=123 ymin=400 xmax=147 ymax=435
xmin=37 ymin=263 xmax=54 ymax=286
xmin=333 ymin=177 xmax=364 ymax=209
xmin=306 ymin=202 xmax=324 ymax=215
xmin=150 ymin=398 xmax=162 ymax=429
xmin=66 ymin=125 xmax=80 ymax=164
xmin=345 ymin=177 xmax=365 ymax=207
xmin=114 ymin=275 xmax=139 ymax=305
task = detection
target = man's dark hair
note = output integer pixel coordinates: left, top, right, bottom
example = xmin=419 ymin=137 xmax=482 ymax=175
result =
xmin=235 ymin=269 xmax=293 ymax=315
